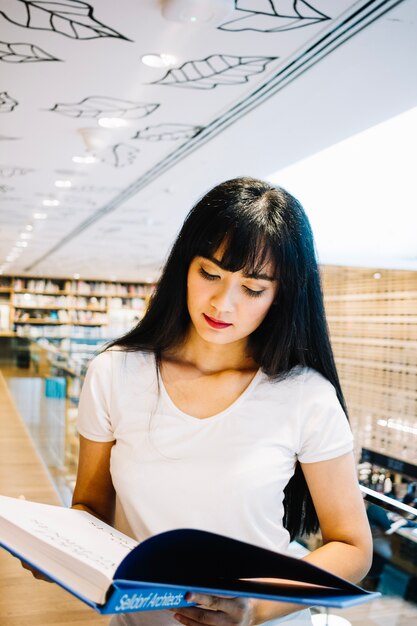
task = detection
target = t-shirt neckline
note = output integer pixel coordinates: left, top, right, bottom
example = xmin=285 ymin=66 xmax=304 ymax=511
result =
xmin=156 ymin=357 xmax=264 ymax=423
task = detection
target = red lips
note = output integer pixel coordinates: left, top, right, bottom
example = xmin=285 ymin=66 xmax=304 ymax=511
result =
xmin=203 ymin=314 xmax=232 ymax=329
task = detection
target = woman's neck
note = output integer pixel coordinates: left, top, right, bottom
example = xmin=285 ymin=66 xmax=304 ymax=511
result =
xmin=165 ymin=326 xmax=257 ymax=375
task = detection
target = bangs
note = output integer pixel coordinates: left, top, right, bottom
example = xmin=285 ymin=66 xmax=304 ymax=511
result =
xmin=194 ymin=226 xmax=279 ymax=279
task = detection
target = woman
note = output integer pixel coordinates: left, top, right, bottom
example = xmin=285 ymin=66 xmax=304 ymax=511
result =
xmin=72 ymin=177 xmax=372 ymax=626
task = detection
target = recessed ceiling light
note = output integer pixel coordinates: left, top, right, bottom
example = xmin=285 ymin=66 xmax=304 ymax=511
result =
xmin=141 ymin=53 xmax=177 ymax=68
xmin=16 ymin=241 xmax=28 ymax=248
xmin=42 ymin=198 xmax=60 ymax=207
xmin=98 ymin=117 xmax=129 ymax=129
xmin=72 ymin=154 xmax=98 ymax=164
xmin=55 ymin=180 xmax=72 ymax=188
xmin=20 ymin=232 xmax=32 ymax=239
xmin=33 ymin=212 xmax=48 ymax=219
xmin=25 ymin=224 xmax=33 ymax=231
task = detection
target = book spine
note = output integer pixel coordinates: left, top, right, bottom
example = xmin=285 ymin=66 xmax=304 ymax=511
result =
xmin=101 ymin=587 xmax=191 ymax=614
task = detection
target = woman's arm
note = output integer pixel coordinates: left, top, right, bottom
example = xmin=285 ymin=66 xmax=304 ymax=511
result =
xmin=300 ymin=451 xmax=373 ymax=578
xmin=21 ymin=435 xmax=115 ymax=581
xmin=71 ymin=435 xmax=116 ymax=525
xmin=174 ymin=452 xmax=373 ymax=626
xmin=251 ymin=451 xmax=373 ymax=624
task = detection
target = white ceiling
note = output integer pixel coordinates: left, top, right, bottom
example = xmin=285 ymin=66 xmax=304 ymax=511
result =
xmin=268 ymin=105 xmax=417 ymax=270
xmin=1 ymin=0 xmax=416 ymax=282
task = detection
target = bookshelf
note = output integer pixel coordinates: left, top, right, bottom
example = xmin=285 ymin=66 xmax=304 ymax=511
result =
xmin=0 ymin=275 xmax=156 ymax=499
xmin=0 ymin=275 xmax=156 ymax=372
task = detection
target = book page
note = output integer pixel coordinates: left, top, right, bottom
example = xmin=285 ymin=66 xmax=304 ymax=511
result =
xmin=0 ymin=496 xmax=137 ymax=596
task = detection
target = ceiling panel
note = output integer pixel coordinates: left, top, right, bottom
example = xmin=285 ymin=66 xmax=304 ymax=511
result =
xmin=0 ymin=0 xmax=416 ymax=281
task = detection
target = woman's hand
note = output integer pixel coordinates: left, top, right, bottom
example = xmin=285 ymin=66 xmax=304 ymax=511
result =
xmin=20 ymin=560 xmax=53 ymax=582
xmin=172 ymin=593 xmax=256 ymax=626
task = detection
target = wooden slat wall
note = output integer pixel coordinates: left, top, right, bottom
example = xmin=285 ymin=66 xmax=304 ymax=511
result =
xmin=321 ymin=266 xmax=417 ymax=467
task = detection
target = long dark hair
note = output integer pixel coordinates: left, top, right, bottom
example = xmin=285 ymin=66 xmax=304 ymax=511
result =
xmin=109 ymin=177 xmax=348 ymax=540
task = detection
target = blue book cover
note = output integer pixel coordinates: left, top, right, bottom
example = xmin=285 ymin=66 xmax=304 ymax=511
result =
xmin=0 ymin=496 xmax=380 ymax=614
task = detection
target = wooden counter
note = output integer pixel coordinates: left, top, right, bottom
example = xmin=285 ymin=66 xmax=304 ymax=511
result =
xmin=0 ymin=371 xmax=109 ymax=625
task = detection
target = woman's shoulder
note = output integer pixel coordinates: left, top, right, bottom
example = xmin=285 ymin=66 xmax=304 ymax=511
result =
xmin=295 ymin=365 xmax=333 ymax=386
xmin=87 ymin=346 xmax=154 ymax=372
xmin=266 ymin=365 xmax=329 ymax=386
xmin=263 ymin=365 xmax=337 ymax=400
xmin=294 ymin=366 xmax=339 ymax=399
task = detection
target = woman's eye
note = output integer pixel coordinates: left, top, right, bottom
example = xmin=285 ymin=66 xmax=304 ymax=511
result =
xmin=243 ymin=286 xmax=264 ymax=298
xmin=199 ymin=267 xmax=219 ymax=281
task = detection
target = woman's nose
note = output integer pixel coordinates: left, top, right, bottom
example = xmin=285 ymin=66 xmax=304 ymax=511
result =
xmin=210 ymin=284 xmax=236 ymax=312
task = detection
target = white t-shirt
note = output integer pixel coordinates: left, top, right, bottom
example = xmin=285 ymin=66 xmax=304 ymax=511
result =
xmin=77 ymin=349 xmax=353 ymax=625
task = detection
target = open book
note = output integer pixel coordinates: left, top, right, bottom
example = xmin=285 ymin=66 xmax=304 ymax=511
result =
xmin=0 ymin=495 xmax=379 ymax=614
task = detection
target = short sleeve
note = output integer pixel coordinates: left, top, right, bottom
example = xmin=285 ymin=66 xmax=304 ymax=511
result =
xmin=77 ymin=351 xmax=115 ymax=442
xmin=297 ymin=370 xmax=353 ymax=463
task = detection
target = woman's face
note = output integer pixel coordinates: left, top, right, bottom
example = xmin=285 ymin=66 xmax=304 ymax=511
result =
xmin=186 ymin=251 xmax=278 ymax=348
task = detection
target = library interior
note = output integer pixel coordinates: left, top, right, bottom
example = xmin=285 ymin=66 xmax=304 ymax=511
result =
xmin=0 ymin=1 xmax=416 ymax=626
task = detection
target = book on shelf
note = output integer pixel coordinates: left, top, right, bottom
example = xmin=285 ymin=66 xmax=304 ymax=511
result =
xmin=0 ymin=495 xmax=379 ymax=615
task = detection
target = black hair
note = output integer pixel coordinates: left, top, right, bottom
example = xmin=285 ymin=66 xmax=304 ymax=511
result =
xmin=108 ymin=177 xmax=348 ymax=540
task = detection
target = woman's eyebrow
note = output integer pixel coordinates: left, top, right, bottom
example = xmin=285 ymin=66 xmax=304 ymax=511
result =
xmin=204 ymin=255 xmax=275 ymax=282
xmin=244 ymin=271 xmax=275 ymax=282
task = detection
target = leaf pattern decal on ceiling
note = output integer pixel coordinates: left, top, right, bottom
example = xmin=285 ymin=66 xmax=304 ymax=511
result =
xmin=0 ymin=166 xmax=33 ymax=177
xmin=98 ymin=143 xmax=140 ymax=168
xmin=0 ymin=41 xmax=61 ymax=62
xmin=153 ymin=55 xmax=278 ymax=89
xmin=0 ymin=92 xmax=18 ymax=112
xmin=219 ymin=0 xmax=329 ymax=32
xmin=0 ymin=0 xmax=131 ymax=40
xmin=49 ymin=96 xmax=159 ymax=118
xmin=132 ymin=124 xmax=203 ymax=142
xmin=0 ymin=185 xmax=15 ymax=193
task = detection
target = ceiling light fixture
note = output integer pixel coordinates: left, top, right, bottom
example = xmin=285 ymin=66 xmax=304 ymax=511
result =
xmin=16 ymin=241 xmax=28 ymax=248
xmin=25 ymin=224 xmax=33 ymax=231
xmin=55 ymin=180 xmax=72 ymax=188
xmin=161 ymin=0 xmax=233 ymax=24
xmin=20 ymin=232 xmax=32 ymax=240
xmin=141 ymin=53 xmax=177 ymax=68
xmin=98 ymin=117 xmax=129 ymax=129
xmin=72 ymin=154 xmax=98 ymax=164
xmin=33 ymin=212 xmax=48 ymax=220
xmin=42 ymin=198 xmax=60 ymax=207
